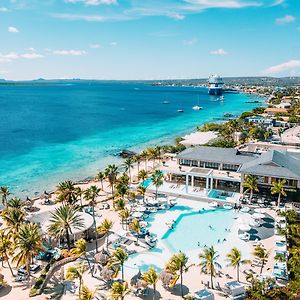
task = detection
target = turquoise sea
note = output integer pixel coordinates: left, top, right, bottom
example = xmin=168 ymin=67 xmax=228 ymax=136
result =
xmin=0 ymin=81 xmax=262 ymax=197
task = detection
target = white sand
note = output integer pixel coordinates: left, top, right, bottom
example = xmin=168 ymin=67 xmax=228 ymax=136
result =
xmin=181 ymin=131 xmax=218 ymax=146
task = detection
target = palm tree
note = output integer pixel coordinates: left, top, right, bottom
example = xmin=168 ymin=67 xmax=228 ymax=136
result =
xmin=97 ymin=218 xmax=113 ymax=251
xmin=134 ymin=154 xmax=142 ymax=174
xmin=166 ymin=251 xmax=191 ymax=297
xmin=114 ymin=198 xmax=126 ymax=211
xmin=154 ymin=146 xmax=163 ymax=164
xmin=13 ymin=223 xmax=44 ymax=285
xmin=0 ymin=231 xmax=14 ymax=276
xmin=129 ymin=218 xmax=141 ymax=245
xmin=105 ymin=164 xmax=119 ymax=198
xmin=116 ymin=183 xmax=128 ymax=200
xmin=71 ymin=238 xmax=93 ymax=275
xmin=7 ymin=197 xmax=25 ymax=209
xmin=253 ymin=245 xmax=269 ymax=274
xmin=110 ymin=281 xmax=130 ymax=300
xmin=142 ymin=267 xmax=159 ymax=300
xmin=80 ymin=285 xmax=97 ymax=300
xmin=47 ymin=205 xmax=84 ymax=250
xmin=84 ymin=185 xmax=101 ymax=252
xmin=137 ymin=186 xmax=146 ymax=203
xmin=123 ymin=157 xmax=134 ymax=183
xmin=119 ymin=209 xmax=130 ymax=230
xmin=0 ymin=186 xmax=10 ymax=208
xmin=226 ymin=247 xmax=250 ymax=282
xmin=109 ymin=247 xmax=128 ymax=282
xmin=65 ymin=263 xmax=87 ymax=296
xmin=138 ymin=169 xmax=148 ymax=182
xmin=271 ymin=179 xmax=287 ymax=207
xmin=1 ymin=207 xmax=25 ymax=234
xmin=151 ymin=170 xmax=164 ymax=199
xmin=140 ymin=150 xmax=149 ymax=171
xmin=243 ymin=175 xmax=259 ymax=201
xmin=147 ymin=148 xmax=157 ymax=169
xmin=199 ymin=246 xmax=221 ymax=289
xmin=56 ymin=180 xmax=77 ymax=205
xmin=95 ymin=171 xmax=105 ymax=190
xmin=75 ymin=186 xmax=84 ymax=207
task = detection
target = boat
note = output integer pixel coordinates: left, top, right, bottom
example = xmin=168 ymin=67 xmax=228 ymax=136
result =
xmin=192 ymin=105 xmax=202 ymax=110
xmin=177 ymin=109 xmax=184 ymax=113
xmin=208 ymin=75 xmax=224 ymax=96
xmin=223 ymin=203 xmax=233 ymax=210
xmin=163 ymin=100 xmax=170 ymax=104
xmin=145 ymin=234 xmax=157 ymax=248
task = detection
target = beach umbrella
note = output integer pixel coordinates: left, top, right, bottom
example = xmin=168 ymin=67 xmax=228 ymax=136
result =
xmin=137 ymin=279 xmax=148 ymax=289
xmin=159 ymin=270 xmax=173 ymax=286
xmin=239 ymin=224 xmax=251 ymax=231
xmin=100 ymin=266 xmax=115 ymax=281
xmin=254 ymin=208 xmax=265 ymax=214
xmin=136 ymin=206 xmax=146 ymax=212
xmin=252 ymin=213 xmax=265 ymax=219
xmin=132 ymin=212 xmax=143 ymax=218
xmin=130 ymin=269 xmax=142 ymax=286
xmin=95 ymin=248 xmax=110 ymax=266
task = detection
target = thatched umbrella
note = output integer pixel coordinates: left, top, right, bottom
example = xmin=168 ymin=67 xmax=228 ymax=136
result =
xmin=159 ymin=270 xmax=173 ymax=287
xmin=130 ymin=269 xmax=142 ymax=287
xmin=95 ymin=248 xmax=110 ymax=266
xmin=100 ymin=265 xmax=115 ymax=282
xmin=136 ymin=279 xmax=148 ymax=289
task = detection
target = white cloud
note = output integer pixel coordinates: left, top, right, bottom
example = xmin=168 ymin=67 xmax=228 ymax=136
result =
xmin=0 ymin=7 xmax=9 ymax=12
xmin=90 ymin=44 xmax=101 ymax=49
xmin=26 ymin=47 xmax=36 ymax=52
xmin=20 ymin=53 xmax=44 ymax=59
xmin=8 ymin=26 xmax=19 ymax=33
xmin=0 ymin=70 xmax=9 ymax=75
xmin=183 ymin=38 xmax=198 ymax=46
xmin=210 ymin=48 xmax=228 ymax=55
xmin=263 ymin=60 xmax=300 ymax=75
xmin=53 ymin=49 xmax=87 ymax=56
xmin=0 ymin=52 xmax=19 ymax=62
xmin=110 ymin=42 xmax=117 ymax=46
xmin=275 ymin=15 xmax=295 ymax=25
xmin=52 ymin=13 xmax=122 ymax=22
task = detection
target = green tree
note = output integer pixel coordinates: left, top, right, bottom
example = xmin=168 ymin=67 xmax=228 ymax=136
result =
xmin=0 ymin=186 xmax=10 ymax=208
xmin=138 ymin=169 xmax=148 ymax=182
xmin=110 ymin=281 xmax=130 ymax=300
xmin=116 ymin=184 xmax=128 ymax=201
xmin=226 ymin=247 xmax=250 ymax=282
xmin=65 ymin=263 xmax=87 ymax=297
xmin=13 ymin=223 xmax=44 ymax=285
xmin=109 ymin=247 xmax=128 ymax=282
xmin=7 ymin=197 xmax=25 ymax=209
xmin=114 ymin=198 xmax=126 ymax=211
xmin=84 ymin=185 xmax=101 ymax=252
xmin=199 ymin=246 xmax=221 ymax=289
xmin=151 ymin=170 xmax=164 ymax=199
xmin=1 ymin=207 xmax=25 ymax=235
xmin=119 ymin=209 xmax=130 ymax=230
xmin=271 ymin=179 xmax=287 ymax=207
xmin=97 ymin=218 xmax=113 ymax=251
xmin=129 ymin=218 xmax=141 ymax=245
xmin=71 ymin=238 xmax=93 ymax=275
xmin=47 ymin=206 xmax=84 ymax=250
xmin=95 ymin=171 xmax=105 ymax=190
xmin=105 ymin=164 xmax=119 ymax=198
xmin=80 ymin=285 xmax=97 ymax=300
xmin=243 ymin=175 xmax=259 ymax=201
xmin=137 ymin=185 xmax=146 ymax=203
xmin=142 ymin=267 xmax=159 ymax=300
xmin=0 ymin=231 xmax=14 ymax=276
xmin=140 ymin=150 xmax=149 ymax=171
xmin=166 ymin=252 xmax=192 ymax=298
xmin=134 ymin=154 xmax=142 ymax=174
xmin=56 ymin=180 xmax=77 ymax=205
xmin=253 ymin=245 xmax=269 ymax=274
xmin=123 ymin=157 xmax=134 ymax=183
xmin=74 ymin=186 xmax=84 ymax=207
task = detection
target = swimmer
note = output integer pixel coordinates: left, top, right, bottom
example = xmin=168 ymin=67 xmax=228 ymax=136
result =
xmin=223 ymin=238 xmax=227 ymax=242
xmin=197 ymin=242 xmax=200 ymax=247
xmin=218 ymin=239 xmax=220 ymax=243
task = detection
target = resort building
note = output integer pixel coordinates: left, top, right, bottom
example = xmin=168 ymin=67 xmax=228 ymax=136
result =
xmin=264 ymin=107 xmax=288 ymax=117
xmin=160 ymin=146 xmax=300 ymax=202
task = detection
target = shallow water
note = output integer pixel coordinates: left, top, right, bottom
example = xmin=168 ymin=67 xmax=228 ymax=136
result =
xmin=0 ymin=81 xmax=262 ymax=197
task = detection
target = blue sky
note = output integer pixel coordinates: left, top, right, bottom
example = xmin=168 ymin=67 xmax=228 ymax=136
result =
xmin=0 ymin=0 xmax=299 ymax=80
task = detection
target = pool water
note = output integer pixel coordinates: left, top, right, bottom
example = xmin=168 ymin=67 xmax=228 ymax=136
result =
xmin=140 ymin=177 xmax=152 ymax=188
xmin=208 ymin=189 xmax=234 ymax=200
xmin=162 ymin=209 xmax=235 ymax=252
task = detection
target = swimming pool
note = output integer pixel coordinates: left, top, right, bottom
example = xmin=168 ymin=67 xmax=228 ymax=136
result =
xmin=208 ymin=189 xmax=234 ymax=200
xmin=140 ymin=177 xmax=152 ymax=188
xmin=162 ymin=209 xmax=235 ymax=252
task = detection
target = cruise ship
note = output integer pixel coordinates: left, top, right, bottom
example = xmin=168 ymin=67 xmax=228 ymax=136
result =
xmin=208 ymin=75 xmax=224 ymax=95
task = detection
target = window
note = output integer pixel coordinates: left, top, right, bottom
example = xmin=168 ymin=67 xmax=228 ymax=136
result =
xmin=205 ymin=162 xmax=219 ymax=169
xmin=223 ymin=164 xmax=239 ymax=171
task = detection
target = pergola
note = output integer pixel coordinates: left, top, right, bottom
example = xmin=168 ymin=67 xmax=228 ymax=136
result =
xmin=185 ymin=167 xmax=214 ymax=195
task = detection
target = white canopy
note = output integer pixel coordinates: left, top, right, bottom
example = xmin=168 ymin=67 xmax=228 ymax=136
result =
xmin=132 ymin=212 xmax=143 ymax=218
xmin=240 ymin=224 xmax=251 ymax=231
xmin=252 ymin=213 xmax=265 ymax=219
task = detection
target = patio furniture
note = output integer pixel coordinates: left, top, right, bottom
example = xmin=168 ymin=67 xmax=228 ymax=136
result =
xmin=225 ymin=281 xmax=246 ymax=299
xmin=194 ymin=289 xmax=215 ymax=300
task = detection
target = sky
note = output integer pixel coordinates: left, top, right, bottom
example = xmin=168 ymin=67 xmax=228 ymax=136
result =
xmin=0 ymin=0 xmax=300 ymax=80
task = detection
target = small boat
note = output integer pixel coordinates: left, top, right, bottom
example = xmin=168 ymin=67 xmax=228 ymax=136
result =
xmin=192 ymin=105 xmax=203 ymax=110
xmin=163 ymin=101 xmax=170 ymax=104
xmin=223 ymin=203 xmax=233 ymax=210
xmin=177 ymin=109 xmax=184 ymax=113
xmin=145 ymin=234 xmax=157 ymax=247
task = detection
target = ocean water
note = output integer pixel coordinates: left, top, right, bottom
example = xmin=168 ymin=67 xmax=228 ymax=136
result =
xmin=0 ymin=81 xmax=262 ymax=197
